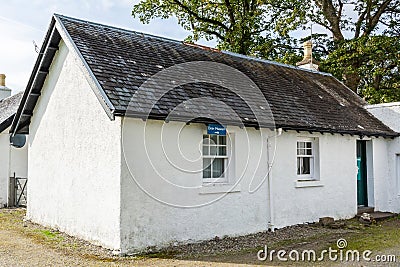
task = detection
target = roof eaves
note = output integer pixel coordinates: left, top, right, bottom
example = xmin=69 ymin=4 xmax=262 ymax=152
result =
xmin=0 ymin=115 xmax=14 ymax=134
xmin=119 ymin=110 xmax=399 ymax=138
xmin=11 ymin=18 xmax=59 ymax=135
xmin=53 ymin=14 xmax=116 ymax=120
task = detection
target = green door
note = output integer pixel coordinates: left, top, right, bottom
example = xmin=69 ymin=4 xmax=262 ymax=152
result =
xmin=357 ymin=141 xmax=368 ymax=206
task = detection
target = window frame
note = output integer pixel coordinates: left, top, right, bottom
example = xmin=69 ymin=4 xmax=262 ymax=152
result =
xmin=202 ymin=133 xmax=230 ymax=184
xmin=296 ymin=138 xmax=316 ymax=181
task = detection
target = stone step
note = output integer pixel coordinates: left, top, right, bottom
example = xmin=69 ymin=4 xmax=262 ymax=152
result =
xmin=356 ymin=211 xmax=396 ymax=221
xmin=357 ymin=206 xmax=374 ymax=215
xmin=368 ymin=212 xmax=396 ymax=221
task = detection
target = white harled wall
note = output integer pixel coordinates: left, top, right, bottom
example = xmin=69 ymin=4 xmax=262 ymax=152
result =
xmin=120 ymin=118 xmax=358 ymax=253
xmin=0 ymin=132 xmax=10 ymax=207
xmin=27 ymin=40 xmax=122 ymax=250
xmin=270 ymin=132 xmax=357 ymax=228
xmin=0 ymin=128 xmax=28 ymax=207
xmin=120 ymin=118 xmax=269 ymax=253
xmin=366 ymin=103 xmax=400 ymax=213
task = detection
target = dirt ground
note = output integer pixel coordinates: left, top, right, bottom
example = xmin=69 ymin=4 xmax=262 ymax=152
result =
xmin=0 ymin=209 xmax=399 ymax=266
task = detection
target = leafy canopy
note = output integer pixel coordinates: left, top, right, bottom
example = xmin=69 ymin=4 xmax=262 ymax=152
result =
xmin=132 ymin=0 xmax=400 ymax=103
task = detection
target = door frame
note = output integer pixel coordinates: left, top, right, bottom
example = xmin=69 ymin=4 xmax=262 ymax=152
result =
xmin=357 ymin=140 xmax=368 ymax=206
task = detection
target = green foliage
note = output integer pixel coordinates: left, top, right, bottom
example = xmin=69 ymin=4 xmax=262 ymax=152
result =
xmin=132 ymin=0 xmax=400 ymax=103
xmin=132 ymin=0 xmax=305 ymax=57
xmin=321 ymin=36 xmax=400 ymax=104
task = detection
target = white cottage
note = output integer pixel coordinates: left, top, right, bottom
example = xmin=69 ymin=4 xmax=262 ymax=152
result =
xmin=11 ymin=14 xmax=400 ymax=254
xmin=0 ymin=75 xmax=28 ymax=207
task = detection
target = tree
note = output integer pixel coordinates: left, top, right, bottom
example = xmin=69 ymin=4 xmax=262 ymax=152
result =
xmin=321 ymin=36 xmax=400 ymax=104
xmin=132 ymin=0 xmax=305 ymax=56
xmin=132 ymin=0 xmax=400 ymax=103
xmin=269 ymin=0 xmax=400 ymax=91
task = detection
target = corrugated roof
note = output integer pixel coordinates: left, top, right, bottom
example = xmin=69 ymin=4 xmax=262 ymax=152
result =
xmin=11 ymin=14 xmax=399 ymax=137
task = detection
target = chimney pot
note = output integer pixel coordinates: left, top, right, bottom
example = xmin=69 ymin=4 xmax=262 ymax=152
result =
xmin=296 ymin=41 xmax=319 ymax=71
xmin=0 ymin=74 xmax=5 ymax=87
xmin=303 ymin=41 xmax=313 ymax=59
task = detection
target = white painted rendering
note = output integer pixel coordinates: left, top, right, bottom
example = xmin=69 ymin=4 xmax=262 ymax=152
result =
xmin=0 ymin=127 xmax=28 ymax=207
xmin=373 ymin=137 xmax=400 ymax=213
xmin=119 ymin=118 xmax=359 ymax=253
xmin=364 ymin=104 xmax=400 ymax=212
xmin=366 ymin=102 xmax=400 ymax=132
xmin=0 ymin=131 xmax=10 ymax=207
xmin=120 ymin=118 xmax=269 ymax=253
xmin=366 ymin=140 xmax=375 ymax=207
xmin=27 ymin=40 xmax=122 ymax=250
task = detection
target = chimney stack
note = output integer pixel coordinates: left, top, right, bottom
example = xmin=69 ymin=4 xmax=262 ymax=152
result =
xmin=0 ymin=74 xmax=5 ymax=87
xmin=296 ymin=41 xmax=319 ymax=71
xmin=0 ymin=74 xmax=12 ymax=100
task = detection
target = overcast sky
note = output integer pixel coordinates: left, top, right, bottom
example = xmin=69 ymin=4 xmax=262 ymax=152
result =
xmin=0 ymin=0 xmax=202 ymax=94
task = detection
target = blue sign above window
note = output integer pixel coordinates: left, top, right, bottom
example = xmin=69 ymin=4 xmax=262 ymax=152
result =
xmin=207 ymin=124 xmax=226 ymax=135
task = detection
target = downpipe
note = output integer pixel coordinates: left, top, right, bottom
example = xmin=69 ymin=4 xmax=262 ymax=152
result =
xmin=267 ymin=128 xmax=282 ymax=231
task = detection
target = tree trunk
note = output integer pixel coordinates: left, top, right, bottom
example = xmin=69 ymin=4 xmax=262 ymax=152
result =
xmin=342 ymin=72 xmax=361 ymax=92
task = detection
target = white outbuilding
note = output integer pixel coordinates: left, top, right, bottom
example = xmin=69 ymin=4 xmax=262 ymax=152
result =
xmin=0 ymin=75 xmax=28 ymax=207
xmin=11 ymin=14 xmax=400 ymax=254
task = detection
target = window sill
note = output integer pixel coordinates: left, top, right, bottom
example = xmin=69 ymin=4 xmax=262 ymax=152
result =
xmin=199 ymin=183 xmax=241 ymax=194
xmin=295 ymin=180 xmax=323 ymax=188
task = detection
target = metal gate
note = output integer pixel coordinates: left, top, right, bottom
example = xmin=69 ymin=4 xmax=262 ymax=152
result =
xmin=9 ymin=173 xmax=27 ymax=207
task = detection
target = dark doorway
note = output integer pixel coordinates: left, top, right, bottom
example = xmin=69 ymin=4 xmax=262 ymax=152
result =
xmin=357 ymin=140 xmax=368 ymax=206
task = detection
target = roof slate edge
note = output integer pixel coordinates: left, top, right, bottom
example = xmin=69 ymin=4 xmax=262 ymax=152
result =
xmin=0 ymin=115 xmax=14 ymax=134
xmin=10 ymin=18 xmax=58 ymax=134
xmin=54 ymin=14 xmax=116 ymax=119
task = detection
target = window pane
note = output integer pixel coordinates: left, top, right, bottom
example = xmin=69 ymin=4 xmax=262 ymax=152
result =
xmin=212 ymin=158 xmax=225 ymax=178
xmin=210 ymin=146 xmax=217 ymax=156
xmin=306 ymin=142 xmax=312 ymax=148
xmin=301 ymin=157 xmax=311 ymax=175
xmin=297 ymin=142 xmax=305 ymax=149
xmin=210 ymin=135 xmax=218 ymax=145
xmin=202 ymin=145 xmax=209 ymax=156
xmin=306 ymin=148 xmax=313 ymax=155
xmin=219 ymin=136 xmax=226 ymax=145
xmin=297 ymin=157 xmax=301 ymax=175
xmin=218 ymin=146 xmax=226 ymax=156
xmin=203 ymin=158 xmax=211 ymax=178
xmin=203 ymin=135 xmax=209 ymax=145
xmin=297 ymin=148 xmax=306 ymax=155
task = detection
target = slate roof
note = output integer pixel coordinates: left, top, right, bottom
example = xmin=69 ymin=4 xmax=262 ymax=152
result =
xmin=11 ymin=14 xmax=399 ymax=137
xmin=0 ymin=92 xmax=23 ymax=133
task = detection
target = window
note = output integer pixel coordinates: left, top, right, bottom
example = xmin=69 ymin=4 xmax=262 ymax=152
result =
xmin=297 ymin=139 xmax=315 ymax=180
xmin=202 ymin=134 xmax=228 ymax=183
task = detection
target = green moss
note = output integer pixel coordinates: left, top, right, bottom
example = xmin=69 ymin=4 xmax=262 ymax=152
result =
xmin=36 ymin=229 xmax=64 ymax=241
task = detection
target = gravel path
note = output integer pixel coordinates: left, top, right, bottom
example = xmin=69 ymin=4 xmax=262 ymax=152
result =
xmin=0 ymin=229 xmax=264 ymax=266
xmin=0 ymin=209 xmax=398 ymax=266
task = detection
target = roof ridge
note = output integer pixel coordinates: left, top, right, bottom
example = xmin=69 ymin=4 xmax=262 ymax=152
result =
xmin=54 ymin=13 xmax=334 ymax=77
xmin=53 ymin=14 xmax=183 ymax=45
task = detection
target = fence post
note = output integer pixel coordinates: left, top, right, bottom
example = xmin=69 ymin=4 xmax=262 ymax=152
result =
xmin=8 ymin=173 xmax=15 ymax=207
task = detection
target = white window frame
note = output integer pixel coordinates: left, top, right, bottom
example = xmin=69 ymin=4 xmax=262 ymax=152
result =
xmin=202 ymin=133 xmax=229 ymax=184
xmin=297 ymin=138 xmax=316 ymax=181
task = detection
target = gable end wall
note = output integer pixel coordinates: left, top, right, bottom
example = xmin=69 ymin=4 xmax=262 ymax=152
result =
xmin=27 ymin=40 xmax=122 ymax=250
